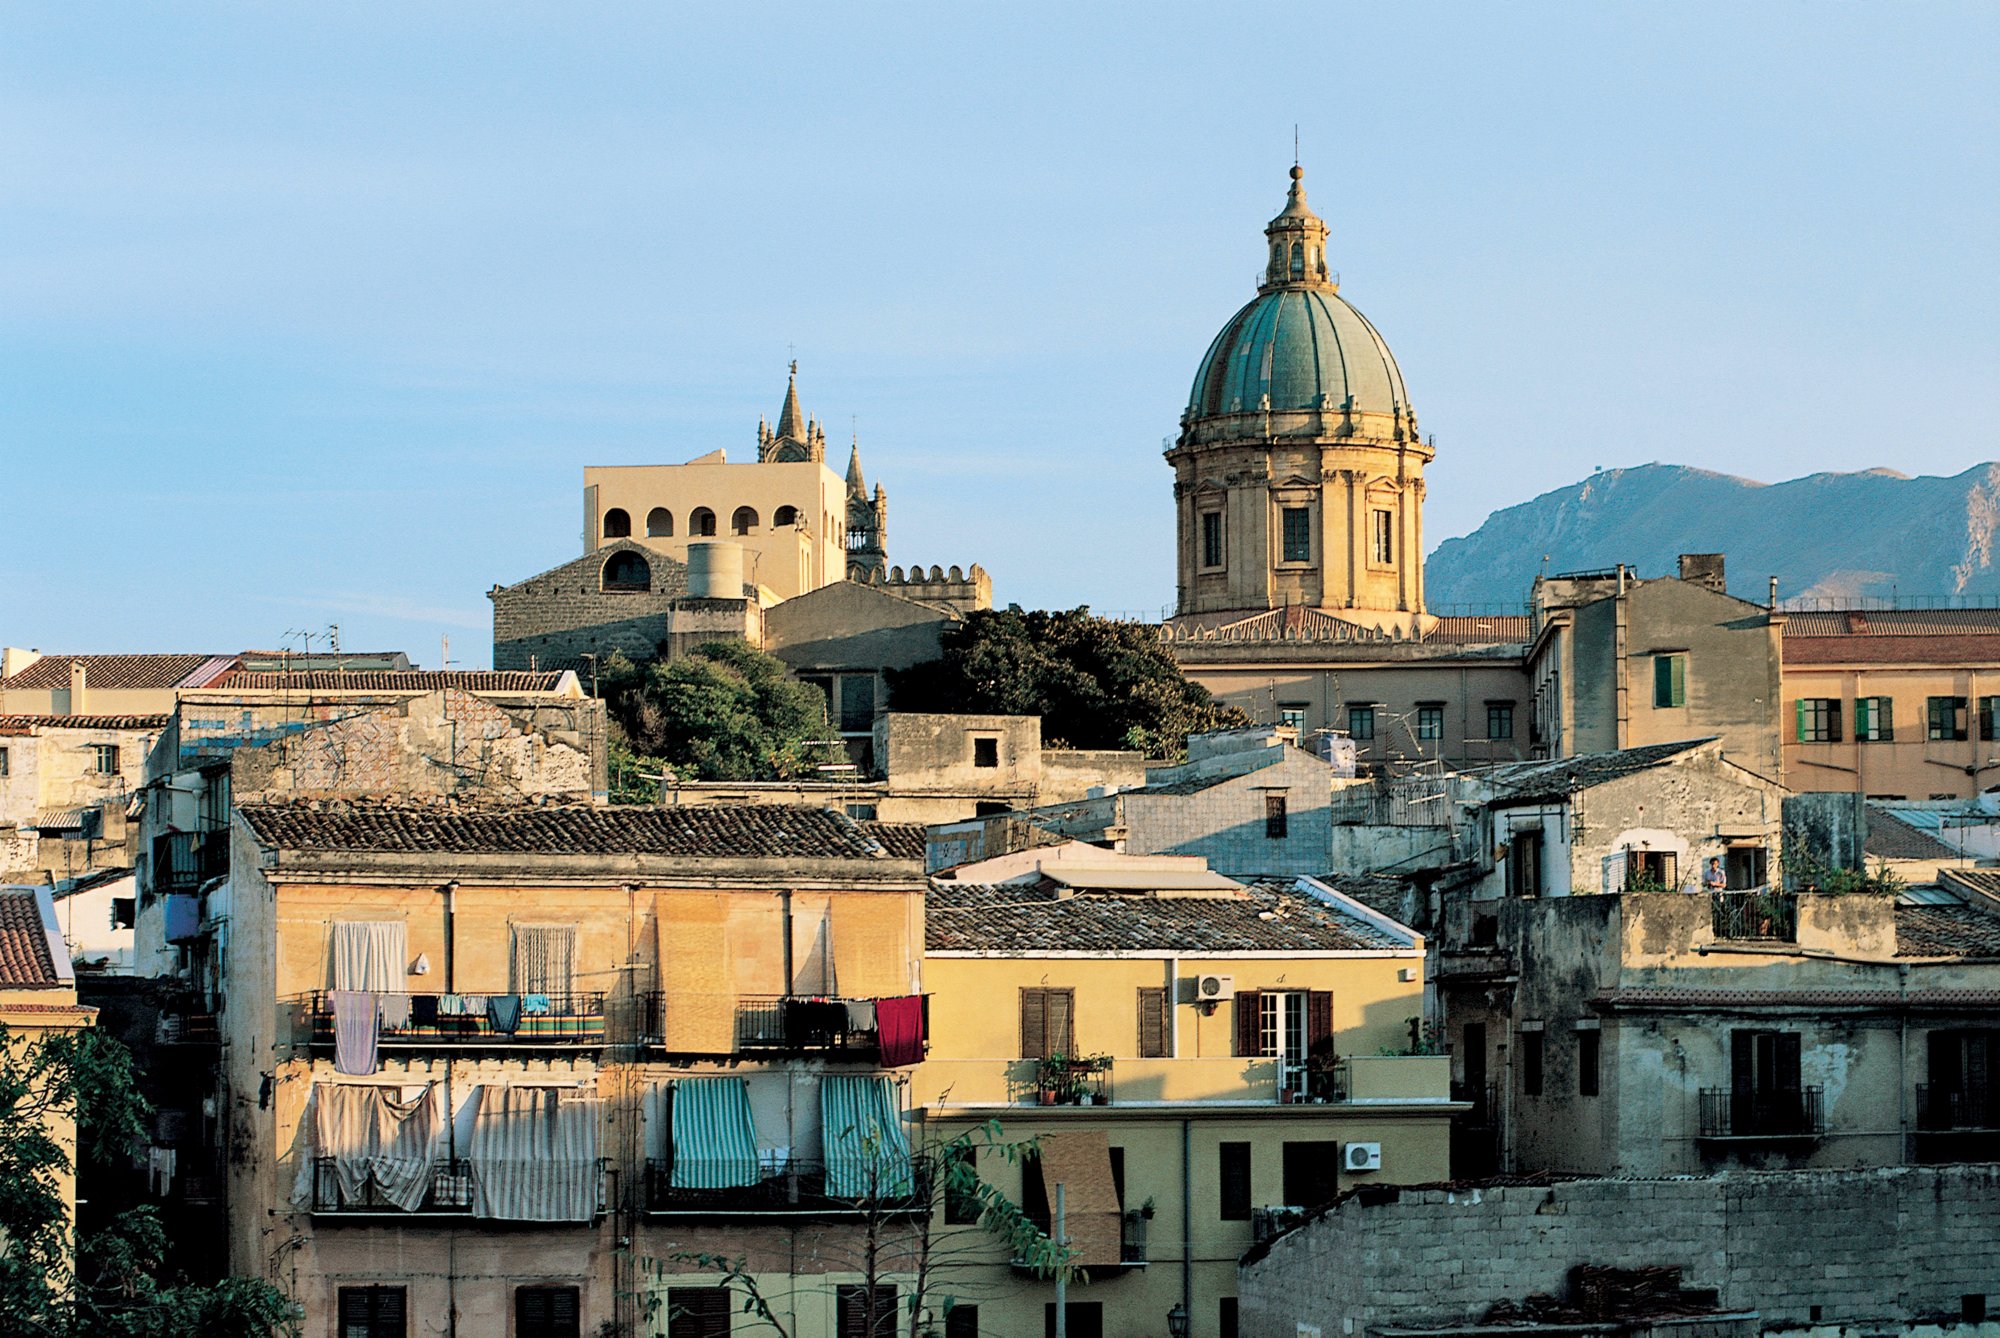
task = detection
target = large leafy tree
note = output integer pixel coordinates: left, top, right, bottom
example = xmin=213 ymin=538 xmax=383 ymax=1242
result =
xmin=598 ymin=641 xmax=837 ymax=783
xmin=888 ymin=606 xmax=1248 ymax=756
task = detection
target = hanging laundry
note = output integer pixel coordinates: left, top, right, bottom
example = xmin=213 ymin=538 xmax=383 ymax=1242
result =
xmin=330 ymin=990 xmax=379 ymax=1075
xmin=410 ymin=995 xmax=439 ymax=1028
xmin=486 ymin=994 xmax=523 ymax=1035
xmin=874 ymin=995 xmax=925 ymax=1067
xmin=844 ymin=998 xmax=878 ymax=1033
xmin=377 ymin=992 xmax=413 ymax=1031
xmin=521 ymin=993 xmax=552 ymax=1016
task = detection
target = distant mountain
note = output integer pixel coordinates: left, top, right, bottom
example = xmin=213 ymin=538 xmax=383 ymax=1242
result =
xmin=1425 ymin=463 xmax=2000 ymax=609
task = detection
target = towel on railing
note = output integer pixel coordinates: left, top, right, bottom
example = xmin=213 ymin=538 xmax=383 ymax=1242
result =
xmin=844 ymin=999 xmax=878 ymax=1032
xmin=875 ymin=995 xmax=925 ymax=1067
xmin=487 ymin=994 xmax=523 ymax=1035
xmin=439 ymin=993 xmax=474 ymax=1015
xmin=330 ymin=990 xmax=378 ymax=1076
xmin=521 ymin=993 xmax=552 ymax=1016
xmin=378 ymin=992 xmax=413 ymax=1031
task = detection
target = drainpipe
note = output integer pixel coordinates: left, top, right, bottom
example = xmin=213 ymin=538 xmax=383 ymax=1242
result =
xmin=1181 ymin=1118 xmax=1194 ymax=1329
xmin=1614 ymin=566 xmax=1630 ymax=750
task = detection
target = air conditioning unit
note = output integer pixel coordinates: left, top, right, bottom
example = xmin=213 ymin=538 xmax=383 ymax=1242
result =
xmin=1194 ymin=973 xmax=1235 ymax=1004
xmin=1344 ymin=1141 xmax=1383 ymax=1173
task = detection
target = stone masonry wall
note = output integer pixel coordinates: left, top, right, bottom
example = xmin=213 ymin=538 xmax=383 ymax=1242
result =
xmin=490 ymin=540 xmax=692 ymax=670
xmin=1240 ymin=1165 xmax=2000 ymax=1338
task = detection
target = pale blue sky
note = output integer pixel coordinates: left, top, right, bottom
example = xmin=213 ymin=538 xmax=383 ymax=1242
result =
xmin=3 ymin=4 xmax=1995 ymax=665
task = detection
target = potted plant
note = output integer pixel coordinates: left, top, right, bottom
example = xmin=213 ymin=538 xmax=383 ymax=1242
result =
xmin=1035 ymin=1052 xmax=1071 ymax=1105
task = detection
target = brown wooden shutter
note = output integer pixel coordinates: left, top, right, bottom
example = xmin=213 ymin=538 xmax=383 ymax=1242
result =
xmin=667 ymin=1288 xmax=731 ymax=1338
xmin=1138 ymin=987 xmax=1169 ymax=1058
xmin=1307 ymin=991 xmax=1334 ymax=1050
xmin=1050 ymin=988 xmax=1075 ymax=1055
xmin=1020 ymin=989 xmax=1047 ymax=1059
xmin=1235 ymin=991 xmax=1262 ymax=1057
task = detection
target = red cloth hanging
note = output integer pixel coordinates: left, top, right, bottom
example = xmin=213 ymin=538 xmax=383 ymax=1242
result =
xmin=875 ymin=995 xmax=925 ymax=1067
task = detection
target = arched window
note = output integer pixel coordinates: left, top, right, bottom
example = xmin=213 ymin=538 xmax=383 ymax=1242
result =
xmin=1289 ymin=242 xmax=1304 ymax=279
xmin=731 ymin=506 xmax=759 ymax=536
xmin=773 ymin=505 xmax=798 ymax=527
xmin=689 ymin=507 xmax=717 ymax=537
xmin=602 ymin=551 xmax=651 ymax=592
xmin=602 ymin=508 xmax=631 ymax=539
xmin=645 ymin=507 xmax=673 ymax=537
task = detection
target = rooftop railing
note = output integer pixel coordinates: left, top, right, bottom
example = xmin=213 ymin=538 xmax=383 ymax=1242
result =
xmin=1710 ymin=891 xmax=1797 ymax=943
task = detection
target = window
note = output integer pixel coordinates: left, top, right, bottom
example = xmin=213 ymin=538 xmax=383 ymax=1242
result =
xmin=845 ymin=803 xmax=878 ymax=821
xmin=602 ymin=552 xmax=651 ymax=592
xmin=666 ymin=1287 xmax=731 ymax=1338
xmin=1220 ymin=1298 xmax=1239 ymax=1338
xmin=944 ymin=1146 xmax=981 ymax=1224
xmin=774 ymin=504 xmax=799 ymax=527
xmin=517 ymin=1286 xmax=581 ymax=1338
xmin=1371 ymin=508 xmax=1394 ymax=565
xmin=0 ymin=745 xmax=8 ymax=776
xmin=338 ymin=1286 xmax=407 ymax=1338
xmin=1277 ymin=704 xmax=1308 ymax=735
xmin=1730 ymin=1029 xmax=1804 ymax=1133
xmin=837 ymin=1285 xmax=898 ymax=1338
xmin=1930 ymin=696 xmax=1969 ymax=741
xmin=1280 ymin=507 xmax=1312 ymax=563
xmin=1218 ymin=1142 xmax=1252 ymax=1220
xmin=1486 ymin=702 xmax=1515 ymax=740
xmin=731 ymin=506 xmax=759 ymax=535
xmin=1925 ymin=1029 xmax=1998 ymax=1126
xmin=1577 ymin=1029 xmax=1601 ymax=1098
xmin=1282 ymin=1141 xmax=1340 ymax=1209
xmin=111 ymin=897 xmax=135 ymax=929
xmin=1625 ymin=848 xmax=1677 ymax=892
xmin=838 ymin=676 xmax=876 ymax=733
xmin=1264 ymin=793 xmax=1289 ymax=839
xmin=1108 ymin=1145 xmax=1126 ymax=1207
xmin=1795 ymin=698 xmax=1841 ymax=743
xmin=972 ymin=736 xmax=999 ymax=768
xmin=1019 ymin=987 xmax=1075 ymax=1059
xmin=92 ymin=744 xmax=120 ymax=774
xmin=1521 ymin=1029 xmax=1544 ymax=1097
xmin=1138 ymin=986 xmax=1170 ymax=1058
xmin=689 ymin=507 xmax=717 ymax=537
xmin=1725 ymin=846 xmax=1768 ymax=890
xmin=1043 ymin=1303 xmax=1103 ymax=1338
xmin=1347 ymin=705 xmax=1375 ymax=741
xmin=1653 ymin=654 xmax=1687 ymax=708
xmin=1507 ymin=829 xmax=1544 ymax=899
xmin=974 ymin=801 xmax=1009 ymax=816
xmin=1021 ymin=1151 xmax=1049 ymax=1232
xmin=1416 ymin=703 xmax=1444 ymax=741
xmin=1982 ymin=697 xmax=2000 ymax=742
xmin=946 ymin=1307 xmax=980 ymax=1338
xmin=1200 ymin=511 xmax=1224 ymax=568
xmin=1856 ymin=696 xmax=1894 ymax=742
xmin=602 ymin=507 xmax=631 ymax=539
xmin=645 ymin=507 xmax=673 ymax=537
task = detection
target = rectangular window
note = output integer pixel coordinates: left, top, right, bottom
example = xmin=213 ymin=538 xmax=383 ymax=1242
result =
xmin=1795 ymin=698 xmax=1842 ymax=743
xmin=1281 ymin=1141 xmax=1340 ymax=1209
xmin=1508 ymin=829 xmax=1544 ymax=899
xmin=943 ymin=1146 xmax=981 ymax=1224
xmin=517 ymin=1286 xmax=582 ymax=1338
xmin=1730 ymin=1029 xmax=1804 ymax=1134
xmin=1043 ymin=1304 xmax=1104 ymax=1338
xmin=1371 ymin=509 xmax=1394 ymax=565
xmin=1137 ymin=986 xmax=1170 ymax=1058
xmin=1220 ymin=1299 xmax=1239 ymax=1338
xmin=92 ymin=743 xmax=120 ymax=774
xmin=838 ymin=1286 xmax=898 ymax=1338
xmin=1277 ymin=704 xmax=1308 ymax=735
xmin=1486 ymin=702 xmax=1514 ymax=740
xmin=1856 ymin=696 xmax=1894 ymax=742
xmin=1019 ymin=987 xmax=1075 ymax=1059
xmin=1521 ymin=1030 xmax=1544 ymax=1097
xmin=1281 ymin=507 xmax=1312 ymax=563
xmin=1347 ymin=705 xmax=1375 ymax=741
xmin=1930 ymin=696 xmax=1970 ymax=741
xmin=1652 ymin=654 xmax=1687 ymax=708
xmin=1264 ymin=793 xmax=1289 ymax=839
xmin=1982 ymin=697 xmax=2000 ymax=742
xmin=0 ymin=746 xmax=8 ymax=776
xmin=946 ymin=1307 xmax=980 ymax=1338
xmin=1725 ymin=846 xmax=1768 ymax=890
xmin=1578 ymin=1029 xmax=1601 ymax=1098
xmin=838 ymin=676 xmax=876 ymax=733
xmin=1109 ymin=1145 xmax=1126 ymax=1208
xmin=1218 ymin=1142 xmax=1252 ymax=1220
xmin=1201 ymin=512 xmax=1224 ymax=569
xmin=1416 ymin=703 xmax=1444 ymax=741
xmin=1625 ymin=848 xmax=1677 ymax=892
xmin=972 ymin=736 xmax=1000 ymax=768
xmin=338 ymin=1286 xmax=407 ymax=1338
xmin=667 ymin=1286 xmax=731 ymax=1338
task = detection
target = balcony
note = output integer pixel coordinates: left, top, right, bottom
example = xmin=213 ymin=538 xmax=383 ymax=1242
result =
xmin=151 ymin=830 xmax=227 ymax=896
xmin=645 ymin=1156 xmax=928 ymax=1218
xmin=1710 ymin=891 xmax=1797 ymax=943
xmin=310 ymin=1156 xmax=610 ymax=1218
xmin=643 ymin=993 xmax=908 ymax=1057
xmin=306 ymin=991 xmax=607 ymax=1051
xmin=1916 ymin=1083 xmax=2000 ymax=1132
xmin=1697 ymin=1087 xmax=1825 ymax=1139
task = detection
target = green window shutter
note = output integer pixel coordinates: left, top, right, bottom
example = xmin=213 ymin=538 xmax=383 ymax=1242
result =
xmin=1655 ymin=656 xmax=1672 ymax=707
xmin=1796 ymin=699 xmax=1808 ymax=741
xmin=1855 ymin=698 xmax=1870 ymax=738
xmin=1671 ymin=655 xmax=1687 ymax=706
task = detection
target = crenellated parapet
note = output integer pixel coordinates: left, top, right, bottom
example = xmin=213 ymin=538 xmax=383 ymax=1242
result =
xmin=860 ymin=563 xmax=992 ymax=614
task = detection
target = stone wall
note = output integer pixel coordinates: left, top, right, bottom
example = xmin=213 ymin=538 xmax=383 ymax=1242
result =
xmin=489 ymin=541 xmax=693 ymax=670
xmin=1240 ymin=1165 xmax=2000 ymax=1338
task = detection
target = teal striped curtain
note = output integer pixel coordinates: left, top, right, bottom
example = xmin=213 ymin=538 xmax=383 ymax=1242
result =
xmin=670 ymin=1078 xmax=761 ymax=1189
xmin=821 ymin=1076 xmax=912 ymax=1198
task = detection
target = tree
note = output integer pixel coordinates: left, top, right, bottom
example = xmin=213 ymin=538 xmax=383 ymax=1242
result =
xmin=0 ymin=1024 xmax=294 ymax=1338
xmin=888 ymin=607 xmax=1249 ymax=757
xmin=597 ymin=642 xmax=838 ymax=783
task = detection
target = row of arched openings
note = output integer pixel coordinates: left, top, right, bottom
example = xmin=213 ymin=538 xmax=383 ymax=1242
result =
xmin=602 ymin=505 xmax=798 ymax=540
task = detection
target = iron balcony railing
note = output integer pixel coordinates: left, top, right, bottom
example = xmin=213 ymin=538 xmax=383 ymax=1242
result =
xmin=1119 ymin=1214 xmax=1148 ymax=1264
xmin=152 ymin=830 xmax=227 ymax=896
xmin=1698 ymin=1087 xmax=1825 ymax=1138
xmin=645 ymin=1156 xmax=928 ymax=1217
xmin=306 ymin=991 xmax=607 ymax=1049
xmin=1916 ymin=1083 xmax=2000 ymax=1132
xmin=1451 ymin=1081 xmax=1499 ymax=1130
xmin=1710 ymin=891 xmax=1798 ymax=943
xmin=310 ymin=1156 xmax=609 ymax=1217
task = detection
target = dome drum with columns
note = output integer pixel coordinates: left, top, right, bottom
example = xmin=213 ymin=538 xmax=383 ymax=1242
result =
xmin=1167 ymin=167 xmax=1434 ymax=634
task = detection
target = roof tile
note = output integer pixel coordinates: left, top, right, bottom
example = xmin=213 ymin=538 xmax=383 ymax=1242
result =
xmin=0 ymin=654 xmax=222 ymax=691
xmin=926 ymin=878 xmax=1406 ymax=953
xmin=0 ymin=891 xmax=61 ymax=988
xmin=210 ymin=670 xmax=570 ymax=692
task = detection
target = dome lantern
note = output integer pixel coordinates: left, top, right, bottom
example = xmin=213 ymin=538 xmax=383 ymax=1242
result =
xmin=1261 ymin=165 xmax=1333 ymax=292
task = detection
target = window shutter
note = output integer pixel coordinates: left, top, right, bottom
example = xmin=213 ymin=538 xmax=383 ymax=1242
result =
xmin=1307 ymin=991 xmax=1334 ymax=1049
xmin=1049 ymin=989 xmax=1075 ymax=1056
xmin=1731 ymin=1031 xmax=1754 ymax=1095
xmin=1020 ymin=989 xmax=1046 ymax=1059
xmin=1854 ymin=698 xmax=1869 ymax=738
xmin=1671 ymin=655 xmax=1687 ymax=705
xmin=1655 ymin=656 xmax=1672 ymax=706
xmin=1775 ymin=1033 xmax=1802 ymax=1092
xmin=1795 ymin=699 xmax=1808 ymax=741
xmin=1138 ymin=987 xmax=1169 ymax=1058
xmin=1235 ymin=992 xmax=1262 ymax=1057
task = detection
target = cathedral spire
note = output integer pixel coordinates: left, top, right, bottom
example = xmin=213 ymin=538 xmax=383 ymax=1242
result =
xmin=776 ymin=360 xmax=806 ymax=442
xmin=1261 ymin=164 xmax=1333 ymax=292
xmin=845 ymin=438 xmax=867 ymax=497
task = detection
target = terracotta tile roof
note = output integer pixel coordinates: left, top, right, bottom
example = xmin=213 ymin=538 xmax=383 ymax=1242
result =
xmin=1598 ymin=986 xmax=2000 ymax=1009
xmin=857 ymin=821 xmax=927 ymax=861
xmin=0 ymin=714 xmax=171 ymax=736
xmin=1783 ymin=609 xmax=2000 ymax=636
xmin=0 ymin=890 xmax=62 ymax=988
xmin=238 ymin=801 xmax=915 ymax=862
xmin=1896 ymin=904 xmax=2000 ymax=958
xmin=925 ymin=878 xmax=1408 ymax=953
xmin=210 ymin=669 xmax=571 ymax=693
xmin=0 ymin=654 xmax=229 ymax=691
xmin=1782 ymin=634 xmax=2000 ymax=666
xmin=1472 ymin=738 xmax=1714 ymax=803
xmin=1865 ymin=807 xmax=1961 ymax=862
xmin=1427 ymin=614 xmax=1533 ymax=645
xmin=1941 ymin=868 xmax=2000 ymax=901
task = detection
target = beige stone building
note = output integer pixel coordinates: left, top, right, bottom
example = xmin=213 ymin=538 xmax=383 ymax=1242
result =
xmin=0 ymin=713 xmax=162 ymax=879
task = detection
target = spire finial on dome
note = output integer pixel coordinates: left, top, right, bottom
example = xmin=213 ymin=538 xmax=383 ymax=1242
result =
xmin=776 ymin=360 xmax=806 ymax=442
xmin=1261 ymin=161 xmax=1331 ymax=292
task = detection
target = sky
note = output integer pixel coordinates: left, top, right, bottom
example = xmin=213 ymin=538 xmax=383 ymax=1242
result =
xmin=3 ymin=4 xmax=1996 ymax=667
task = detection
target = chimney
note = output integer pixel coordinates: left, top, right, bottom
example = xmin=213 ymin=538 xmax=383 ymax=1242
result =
xmin=68 ymin=660 xmax=87 ymax=716
xmin=1677 ymin=553 xmax=1726 ymax=594
xmin=0 ymin=647 xmax=39 ymax=680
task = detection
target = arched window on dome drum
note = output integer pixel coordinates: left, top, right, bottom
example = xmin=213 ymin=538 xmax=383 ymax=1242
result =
xmin=731 ymin=506 xmax=759 ymax=535
xmin=602 ymin=508 xmax=631 ymax=540
xmin=689 ymin=507 xmax=717 ymax=537
xmin=773 ymin=505 xmax=799 ymax=527
xmin=646 ymin=507 xmax=673 ymax=537
xmin=602 ymin=551 xmax=651 ymax=593
xmin=1289 ymin=242 xmax=1304 ymax=280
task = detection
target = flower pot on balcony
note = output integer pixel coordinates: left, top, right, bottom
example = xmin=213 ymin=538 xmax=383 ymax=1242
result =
xmin=1037 ymin=1088 xmax=1057 ymax=1106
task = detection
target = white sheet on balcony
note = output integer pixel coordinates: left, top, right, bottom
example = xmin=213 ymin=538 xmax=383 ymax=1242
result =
xmin=312 ymin=1081 xmax=439 ymax=1212
xmin=466 ymin=1085 xmax=599 ymax=1222
xmin=332 ymin=920 xmax=406 ymax=993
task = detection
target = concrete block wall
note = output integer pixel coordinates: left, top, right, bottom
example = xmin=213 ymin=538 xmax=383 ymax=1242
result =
xmin=1240 ymin=1165 xmax=2000 ymax=1338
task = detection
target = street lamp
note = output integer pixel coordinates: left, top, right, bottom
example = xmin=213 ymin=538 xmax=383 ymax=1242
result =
xmin=1167 ymin=1302 xmax=1189 ymax=1338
